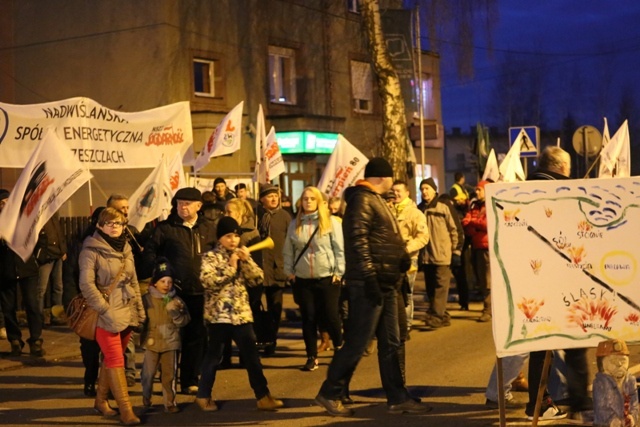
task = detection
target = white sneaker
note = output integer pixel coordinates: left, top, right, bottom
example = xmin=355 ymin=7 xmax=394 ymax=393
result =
xmin=0 ymin=327 xmax=6 ymax=339
xmin=527 ymin=400 xmax=567 ymax=420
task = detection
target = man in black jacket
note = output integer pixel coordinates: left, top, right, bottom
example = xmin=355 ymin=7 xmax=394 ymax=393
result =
xmin=315 ymin=158 xmax=429 ymax=417
xmin=143 ymin=187 xmax=216 ymax=395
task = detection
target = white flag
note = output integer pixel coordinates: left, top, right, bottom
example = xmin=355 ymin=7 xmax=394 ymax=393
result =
xmin=0 ymin=129 xmax=92 ymax=261
xmin=127 ymin=161 xmax=172 ymax=232
xmin=193 ymin=101 xmax=244 ymax=171
xmin=482 ymin=149 xmax=500 ymax=182
xmin=167 ymin=151 xmax=187 ymax=196
xmin=317 ymin=135 xmax=368 ymax=198
xmin=499 ymin=133 xmax=526 ymax=182
xmin=254 ymin=104 xmax=269 ymax=183
xmin=262 ymin=126 xmax=285 ymax=181
xmin=599 ymin=119 xmax=630 ymax=178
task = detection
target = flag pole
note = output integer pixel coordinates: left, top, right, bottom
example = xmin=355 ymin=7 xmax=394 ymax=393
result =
xmin=87 ymin=174 xmax=94 ymax=215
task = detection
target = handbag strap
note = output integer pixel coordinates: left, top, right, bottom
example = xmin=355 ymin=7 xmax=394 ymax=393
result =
xmin=292 ymin=226 xmax=319 ymax=270
xmin=103 ymin=261 xmax=126 ymax=298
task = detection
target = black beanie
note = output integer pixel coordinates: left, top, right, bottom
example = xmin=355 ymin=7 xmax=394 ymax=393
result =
xmin=420 ymin=177 xmax=438 ymax=192
xmin=213 ymin=177 xmax=226 ymax=187
xmin=364 ymin=157 xmax=394 ymax=178
xmin=152 ymin=257 xmax=175 ymax=284
xmin=0 ymin=189 xmax=9 ymax=201
xmin=217 ymin=216 xmax=242 ymax=239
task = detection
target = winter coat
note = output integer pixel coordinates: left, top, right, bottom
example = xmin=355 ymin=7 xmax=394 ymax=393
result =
xmin=0 ymin=240 xmax=40 ymax=282
xmin=141 ymin=287 xmax=190 ymax=353
xmin=393 ymin=198 xmax=429 ymax=260
xmin=142 ymin=212 xmax=216 ymax=296
xmin=257 ymin=207 xmax=291 ymax=287
xmin=283 ymin=211 xmax=345 ymax=279
xmin=418 ymin=195 xmax=461 ymax=265
xmin=239 ymin=217 xmax=261 ymax=248
xmin=462 ymin=199 xmax=488 ymax=250
xmin=200 ymin=243 xmax=264 ymax=325
xmin=342 ymin=181 xmax=406 ymax=291
xmin=35 ymin=213 xmax=67 ymax=264
xmin=79 ymin=232 xmax=145 ymax=333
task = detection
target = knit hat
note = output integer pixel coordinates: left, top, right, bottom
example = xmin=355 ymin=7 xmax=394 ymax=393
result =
xmin=213 ymin=177 xmax=226 ymax=187
xmin=259 ymin=183 xmax=279 ymax=199
xmin=174 ymin=187 xmax=202 ymax=202
xmin=151 ymin=257 xmax=175 ymax=284
xmin=596 ymin=339 xmax=629 ymax=357
xmin=476 ymin=180 xmax=490 ymax=190
xmin=364 ymin=157 xmax=394 ymax=178
xmin=217 ymin=216 xmax=242 ymax=239
xmin=420 ymin=177 xmax=438 ymax=192
xmin=0 ymin=189 xmax=9 ymax=201
xmin=235 ymin=183 xmax=247 ymax=192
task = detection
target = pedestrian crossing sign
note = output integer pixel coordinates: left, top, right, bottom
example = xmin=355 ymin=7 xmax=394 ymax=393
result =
xmin=509 ymin=126 xmax=539 ymax=158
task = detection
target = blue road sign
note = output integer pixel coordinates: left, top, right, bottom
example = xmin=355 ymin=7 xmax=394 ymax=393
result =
xmin=509 ymin=126 xmax=540 ymax=158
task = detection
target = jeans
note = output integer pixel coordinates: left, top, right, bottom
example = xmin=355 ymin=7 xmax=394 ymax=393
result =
xmin=37 ymin=258 xmax=64 ymax=309
xmin=197 ymin=323 xmax=269 ymax=400
xmin=294 ymin=276 xmax=343 ymax=357
xmin=404 ymin=259 xmax=418 ymax=329
xmin=0 ymin=275 xmax=42 ymax=344
xmin=125 ymin=337 xmax=137 ymax=379
xmin=319 ymin=283 xmax=411 ymax=405
xmin=95 ymin=327 xmax=132 ymax=368
xmin=485 ymin=353 xmax=529 ymax=402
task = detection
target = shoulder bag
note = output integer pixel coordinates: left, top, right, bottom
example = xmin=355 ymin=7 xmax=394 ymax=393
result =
xmin=66 ymin=262 xmax=126 ymax=340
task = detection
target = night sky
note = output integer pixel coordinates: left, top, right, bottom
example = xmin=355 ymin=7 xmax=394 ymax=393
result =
xmin=439 ymin=0 xmax=640 ymax=133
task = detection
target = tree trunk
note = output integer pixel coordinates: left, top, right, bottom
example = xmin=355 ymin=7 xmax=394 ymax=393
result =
xmin=361 ymin=0 xmax=409 ymax=180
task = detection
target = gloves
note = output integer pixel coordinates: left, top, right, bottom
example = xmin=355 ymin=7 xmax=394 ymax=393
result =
xmin=399 ymin=252 xmax=412 ymax=273
xmin=364 ymin=277 xmax=383 ymax=306
xmin=451 ymin=254 xmax=462 ymax=267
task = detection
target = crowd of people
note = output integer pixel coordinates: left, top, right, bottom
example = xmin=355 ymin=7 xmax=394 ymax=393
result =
xmin=0 ymin=148 xmax=597 ymax=423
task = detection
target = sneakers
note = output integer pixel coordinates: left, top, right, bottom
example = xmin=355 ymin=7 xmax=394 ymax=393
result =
xmin=257 ymin=394 xmax=284 ymax=411
xmin=485 ymin=397 xmax=523 ymax=409
xmin=164 ymin=405 xmax=180 ymax=414
xmin=315 ymin=393 xmax=354 ymax=416
xmin=388 ymin=399 xmax=433 ymax=414
xmin=526 ymin=398 xmax=567 ymax=420
xmin=302 ymin=357 xmax=318 ymax=371
xmin=424 ymin=315 xmax=450 ymax=328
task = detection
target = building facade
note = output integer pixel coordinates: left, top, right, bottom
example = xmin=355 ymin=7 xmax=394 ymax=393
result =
xmin=0 ymin=0 xmax=444 ymax=212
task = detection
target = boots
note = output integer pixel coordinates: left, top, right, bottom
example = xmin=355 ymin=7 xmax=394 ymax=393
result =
xmin=317 ymin=332 xmax=331 ymax=352
xmin=105 ymin=367 xmax=140 ymax=425
xmin=512 ymin=371 xmax=529 ymax=392
xmin=94 ymin=369 xmax=117 ymax=417
xmin=29 ymin=339 xmax=46 ymax=357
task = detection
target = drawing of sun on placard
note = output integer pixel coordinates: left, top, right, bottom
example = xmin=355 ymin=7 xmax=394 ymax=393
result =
xmin=485 ymin=177 xmax=640 ymax=357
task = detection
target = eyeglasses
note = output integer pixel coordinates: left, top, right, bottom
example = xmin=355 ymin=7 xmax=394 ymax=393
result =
xmin=104 ymin=221 xmax=125 ymax=227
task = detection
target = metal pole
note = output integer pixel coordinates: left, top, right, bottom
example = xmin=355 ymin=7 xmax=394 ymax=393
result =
xmin=415 ymin=5 xmax=425 ymax=178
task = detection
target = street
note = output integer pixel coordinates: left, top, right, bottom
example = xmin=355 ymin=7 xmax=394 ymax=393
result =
xmin=0 ymin=281 xmax=637 ymax=427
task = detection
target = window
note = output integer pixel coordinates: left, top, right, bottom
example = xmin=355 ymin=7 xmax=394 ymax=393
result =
xmin=192 ymin=54 xmax=224 ymax=102
xmin=350 ymin=60 xmax=373 ymax=114
xmin=414 ymin=73 xmax=434 ymax=119
xmin=269 ymin=46 xmax=297 ymax=105
xmin=347 ymin=0 xmax=360 ymax=13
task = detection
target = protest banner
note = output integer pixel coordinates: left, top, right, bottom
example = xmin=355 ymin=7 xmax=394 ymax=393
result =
xmin=0 ymin=97 xmax=192 ymax=169
xmin=0 ymin=129 xmax=92 ymax=261
xmin=317 ymin=135 xmax=368 ymax=198
xmin=486 ymin=177 xmax=640 ymax=357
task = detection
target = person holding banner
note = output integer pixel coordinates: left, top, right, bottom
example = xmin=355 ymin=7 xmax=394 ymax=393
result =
xmin=79 ymin=207 xmax=145 ymax=426
xmin=0 ymin=189 xmax=46 ymax=357
xmin=283 ymin=186 xmax=345 ymax=372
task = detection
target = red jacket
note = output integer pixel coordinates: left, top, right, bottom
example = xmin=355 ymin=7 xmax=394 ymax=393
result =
xmin=461 ymin=200 xmax=488 ymax=250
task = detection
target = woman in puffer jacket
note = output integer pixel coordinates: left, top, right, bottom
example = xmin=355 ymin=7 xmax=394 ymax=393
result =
xmin=283 ymin=186 xmax=345 ymax=372
xmin=79 ymin=207 xmax=145 ymax=426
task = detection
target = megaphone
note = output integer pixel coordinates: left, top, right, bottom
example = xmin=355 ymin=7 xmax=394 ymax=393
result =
xmin=247 ymin=236 xmax=274 ymax=253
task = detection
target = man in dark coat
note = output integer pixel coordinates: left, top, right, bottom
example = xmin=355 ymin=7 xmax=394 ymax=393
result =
xmin=315 ymin=158 xmax=429 ymax=417
xmin=143 ymin=187 xmax=216 ymax=395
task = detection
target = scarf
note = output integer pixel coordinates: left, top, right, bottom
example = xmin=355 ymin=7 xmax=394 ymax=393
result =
xmin=97 ymin=229 xmax=126 ymax=252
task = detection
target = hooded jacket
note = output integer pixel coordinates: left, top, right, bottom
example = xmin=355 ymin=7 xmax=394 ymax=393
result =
xmin=342 ymin=181 xmax=406 ymax=290
xmin=141 ymin=286 xmax=190 ymax=353
xmin=283 ymin=211 xmax=345 ymax=279
xmin=79 ymin=232 xmax=145 ymax=333
xmin=142 ymin=212 xmax=216 ymax=295
xmin=418 ymin=195 xmax=461 ymax=265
